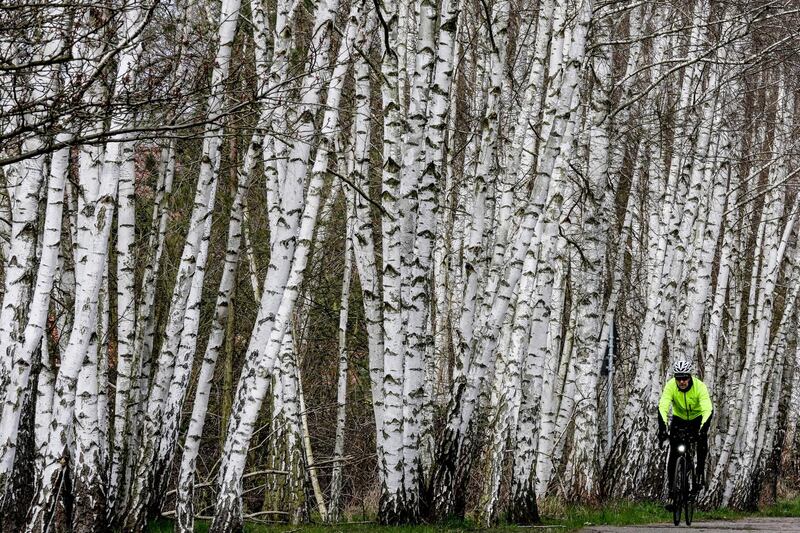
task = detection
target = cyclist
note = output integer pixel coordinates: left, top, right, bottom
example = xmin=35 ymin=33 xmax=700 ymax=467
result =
xmin=657 ymin=359 xmax=713 ymax=508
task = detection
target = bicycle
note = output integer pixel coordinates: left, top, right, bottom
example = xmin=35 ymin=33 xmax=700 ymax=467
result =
xmin=668 ymin=426 xmax=698 ymax=526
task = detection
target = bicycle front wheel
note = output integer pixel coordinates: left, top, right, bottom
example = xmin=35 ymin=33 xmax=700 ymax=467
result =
xmin=683 ymin=456 xmax=694 ymax=525
xmin=673 ymin=457 xmax=684 ymax=526
xmin=685 ymin=456 xmax=695 ymax=525
xmin=673 ymin=499 xmax=681 ymax=526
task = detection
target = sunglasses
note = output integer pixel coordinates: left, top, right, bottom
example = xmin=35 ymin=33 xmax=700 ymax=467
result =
xmin=675 ymin=375 xmax=690 ymax=381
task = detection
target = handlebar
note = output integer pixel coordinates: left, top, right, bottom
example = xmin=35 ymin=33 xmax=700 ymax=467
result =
xmin=659 ymin=427 xmax=698 ymax=450
xmin=668 ymin=428 xmax=698 ymax=443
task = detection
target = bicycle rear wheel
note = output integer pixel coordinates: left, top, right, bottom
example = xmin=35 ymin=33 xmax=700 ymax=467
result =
xmin=672 ymin=457 xmax=684 ymax=526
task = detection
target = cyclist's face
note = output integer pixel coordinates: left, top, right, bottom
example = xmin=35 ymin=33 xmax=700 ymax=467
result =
xmin=676 ymin=375 xmax=690 ymax=390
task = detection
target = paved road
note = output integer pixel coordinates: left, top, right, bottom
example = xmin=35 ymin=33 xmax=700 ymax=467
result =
xmin=579 ymin=517 xmax=800 ymax=532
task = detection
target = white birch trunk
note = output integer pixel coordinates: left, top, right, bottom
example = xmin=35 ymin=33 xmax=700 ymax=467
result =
xmin=506 ymin=223 xmax=554 ymax=522
xmin=0 ymin=173 xmax=10 ymax=265
xmin=73 ymin=300 xmax=104 ymax=530
xmin=400 ymin=0 xmax=460 ymax=511
xmin=270 ymin=333 xmax=308 ymax=524
xmin=123 ymin=140 xmax=175 ymax=515
xmin=433 ymin=0 xmax=512 ymax=517
xmin=479 ymin=278 xmax=523 ymax=524
xmin=105 ymin=4 xmax=164 ymax=516
xmin=0 ymin=5 xmax=64 ymax=406
xmin=704 ymin=267 xmax=746 ymax=506
xmin=530 ymin=94 xmax=584 ymax=496
xmin=34 ymin=334 xmax=54 ymax=482
xmin=97 ymin=273 xmax=109 ymax=469
xmin=672 ymin=53 xmax=730 ymax=363
xmin=108 ymin=138 xmax=136 ymax=518
xmin=296 ymin=346 xmax=327 ymax=521
xmin=534 ymin=234 xmax=569 ymax=498
xmin=375 ymin=0 xmax=406 ymax=519
xmin=704 ymin=183 xmax=739 ymax=392
xmin=0 ymin=11 xmax=66 ymax=513
xmin=127 ymin=155 xmax=221 ymax=526
xmin=508 ymin=0 xmax=555 ymax=184
xmin=346 ymin=53 xmax=386 ymax=468
xmin=222 ymin=0 xmax=345 ymax=480
xmin=153 ymin=182 xmax=216 ymax=488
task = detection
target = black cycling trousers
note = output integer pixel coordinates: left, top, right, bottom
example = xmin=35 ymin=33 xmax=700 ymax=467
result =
xmin=667 ymin=415 xmax=711 ymax=493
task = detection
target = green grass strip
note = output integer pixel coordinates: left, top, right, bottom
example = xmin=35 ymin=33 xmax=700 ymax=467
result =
xmin=146 ymin=498 xmax=800 ymax=532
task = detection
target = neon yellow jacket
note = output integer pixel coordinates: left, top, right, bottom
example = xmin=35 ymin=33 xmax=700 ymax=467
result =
xmin=658 ymin=376 xmax=713 ymax=425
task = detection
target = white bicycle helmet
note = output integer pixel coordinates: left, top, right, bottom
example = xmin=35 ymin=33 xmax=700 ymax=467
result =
xmin=673 ymin=359 xmax=692 ymax=376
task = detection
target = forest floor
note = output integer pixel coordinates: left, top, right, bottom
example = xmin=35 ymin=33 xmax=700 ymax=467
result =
xmin=146 ymin=498 xmax=800 ymax=532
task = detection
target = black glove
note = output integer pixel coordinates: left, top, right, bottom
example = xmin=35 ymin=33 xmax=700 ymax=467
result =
xmin=700 ymin=411 xmax=714 ymax=439
xmin=656 ymin=412 xmax=668 ymax=444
